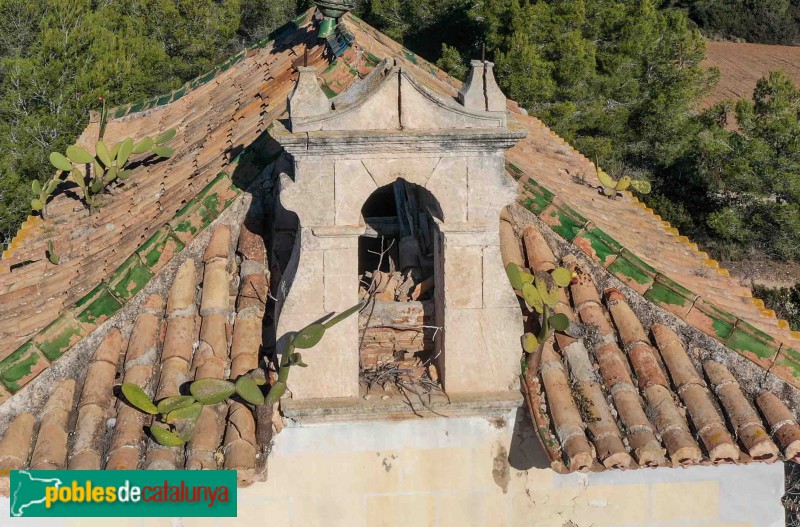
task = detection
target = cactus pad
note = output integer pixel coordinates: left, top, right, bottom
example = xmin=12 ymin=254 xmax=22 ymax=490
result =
xmin=121 ymin=382 xmax=158 ymax=414
xmin=292 ymin=323 xmax=326 ymax=349
xmin=322 ymin=300 xmax=366 ymax=329
xmin=551 ymin=267 xmax=573 ymax=287
xmin=49 ymin=152 xmax=73 ymax=171
xmin=150 ymin=425 xmax=186 ymax=447
xmin=157 ymin=395 xmax=196 ymax=414
xmin=165 ymin=401 xmax=202 ymax=424
xmin=265 ymin=381 xmax=287 ymax=406
xmin=190 ymin=378 xmax=236 ymax=405
xmin=548 ymin=313 xmax=570 ymax=332
xmin=235 ymin=375 xmax=265 ymax=405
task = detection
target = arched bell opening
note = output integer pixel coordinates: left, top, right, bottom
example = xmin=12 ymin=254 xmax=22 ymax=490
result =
xmin=358 ymin=178 xmax=442 ymax=394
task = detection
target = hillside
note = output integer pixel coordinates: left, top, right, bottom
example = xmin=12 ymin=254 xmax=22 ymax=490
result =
xmin=702 ymin=40 xmax=800 ymax=108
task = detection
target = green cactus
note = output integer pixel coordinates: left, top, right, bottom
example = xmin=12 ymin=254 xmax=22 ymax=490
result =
xmin=235 ymin=375 xmax=265 ymax=405
xmin=264 ymin=382 xmax=287 ymax=406
xmin=156 ymin=395 xmax=196 ymax=414
xmin=165 ymin=401 xmax=202 ymax=425
xmin=37 ymin=126 xmax=176 ymax=215
xmin=47 ymin=240 xmax=59 ymax=265
xmin=122 ymin=302 xmax=365 ymax=447
xmin=292 ymin=324 xmax=326 ymax=349
xmin=292 ymin=300 xmax=366 ymax=349
xmin=506 ymin=262 xmax=576 ymax=350
xmin=121 ymin=382 xmax=158 ymax=414
xmin=595 ymin=165 xmax=651 ymax=198
xmin=190 ymin=378 xmax=236 ymax=405
xmin=98 ymin=96 xmax=108 ymax=140
xmin=322 ymin=302 xmax=364 ymax=329
xmin=150 ymin=424 xmax=186 ymax=447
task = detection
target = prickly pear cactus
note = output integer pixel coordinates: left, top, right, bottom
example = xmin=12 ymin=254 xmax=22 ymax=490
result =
xmin=190 ymin=379 xmax=236 ymax=405
xmin=594 ymin=166 xmax=651 ymax=198
xmin=507 ymin=262 xmax=577 ymax=351
xmin=37 ymin=125 xmax=176 ymax=215
xmin=121 ymin=383 xmax=158 ymax=415
xmin=122 ymin=301 xmax=366 ymax=446
xmin=235 ymin=375 xmax=266 ymax=405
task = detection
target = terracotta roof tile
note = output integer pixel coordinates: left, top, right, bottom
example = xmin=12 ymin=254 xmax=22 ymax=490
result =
xmin=0 ymin=219 xmax=269 ymax=484
xmin=512 ymin=221 xmax=795 ymax=472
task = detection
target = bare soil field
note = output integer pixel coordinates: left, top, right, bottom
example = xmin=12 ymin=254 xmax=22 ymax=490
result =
xmin=702 ymin=41 xmax=800 ymax=108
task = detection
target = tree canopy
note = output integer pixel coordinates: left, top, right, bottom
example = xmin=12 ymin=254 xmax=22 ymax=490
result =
xmin=1 ymin=0 xmax=799 ymax=270
xmin=0 ymin=0 xmax=309 ymax=245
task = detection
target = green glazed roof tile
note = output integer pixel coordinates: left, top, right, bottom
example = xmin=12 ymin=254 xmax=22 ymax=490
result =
xmin=644 ymin=274 xmax=698 ymax=318
xmin=540 ymin=201 xmax=588 ymax=242
xmin=573 ymin=226 xmax=623 ymax=268
xmin=32 ymin=312 xmax=87 ymax=362
xmin=0 ymin=342 xmax=48 ymax=393
xmin=108 ymin=254 xmax=154 ymax=302
xmin=137 ymin=226 xmax=186 ymax=273
xmin=607 ymin=249 xmax=657 ymax=294
xmin=725 ymin=320 xmax=780 ymax=369
xmin=684 ymin=298 xmax=737 ymax=341
xmin=74 ymin=283 xmax=123 ymax=328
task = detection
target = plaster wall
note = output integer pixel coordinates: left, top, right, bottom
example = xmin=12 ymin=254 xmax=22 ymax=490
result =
xmin=1 ymin=410 xmax=787 ymax=527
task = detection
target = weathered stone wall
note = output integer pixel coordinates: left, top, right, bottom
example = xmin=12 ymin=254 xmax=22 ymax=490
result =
xmin=2 ymin=410 xmax=786 ymax=526
xmin=359 ymin=300 xmax=434 ymax=367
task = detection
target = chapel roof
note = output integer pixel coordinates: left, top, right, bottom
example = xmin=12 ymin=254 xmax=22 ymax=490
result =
xmin=0 ymin=9 xmax=798 ymax=479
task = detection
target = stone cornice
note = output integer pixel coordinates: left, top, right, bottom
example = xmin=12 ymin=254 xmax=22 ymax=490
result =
xmin=273 ymin=123 xmax=528 ymax=158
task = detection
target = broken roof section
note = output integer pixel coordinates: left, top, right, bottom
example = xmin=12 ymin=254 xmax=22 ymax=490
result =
xmin=0 ymin=9 xmax=797 ymax=412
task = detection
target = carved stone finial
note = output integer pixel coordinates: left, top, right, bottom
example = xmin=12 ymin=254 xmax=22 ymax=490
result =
xmin=458 ymin=60 xmax=486 ymax=111
xmin=483 ymin=62 xmax=507 ymax=112
xmin=288 ymin=67 xmax=330 ymax=126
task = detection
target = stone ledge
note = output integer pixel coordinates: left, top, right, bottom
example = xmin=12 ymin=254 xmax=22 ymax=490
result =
xmin=281 ymin=390 xmax=523 ymax=423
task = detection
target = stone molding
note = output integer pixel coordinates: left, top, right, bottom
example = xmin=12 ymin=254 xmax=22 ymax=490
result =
xmin=286 ymin=59 xmax=509 ymax=133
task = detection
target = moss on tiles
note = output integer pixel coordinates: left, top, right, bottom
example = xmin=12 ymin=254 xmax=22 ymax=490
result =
xmin=0 ymin=342 xmax=48 ymax=392
xmin=74 ymin=283 xmax=123 ymax=327
xmin=32 ymin=313 xmax=87 ymax=362
xmin=108 ymin=254 xmax=154 ymax=301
